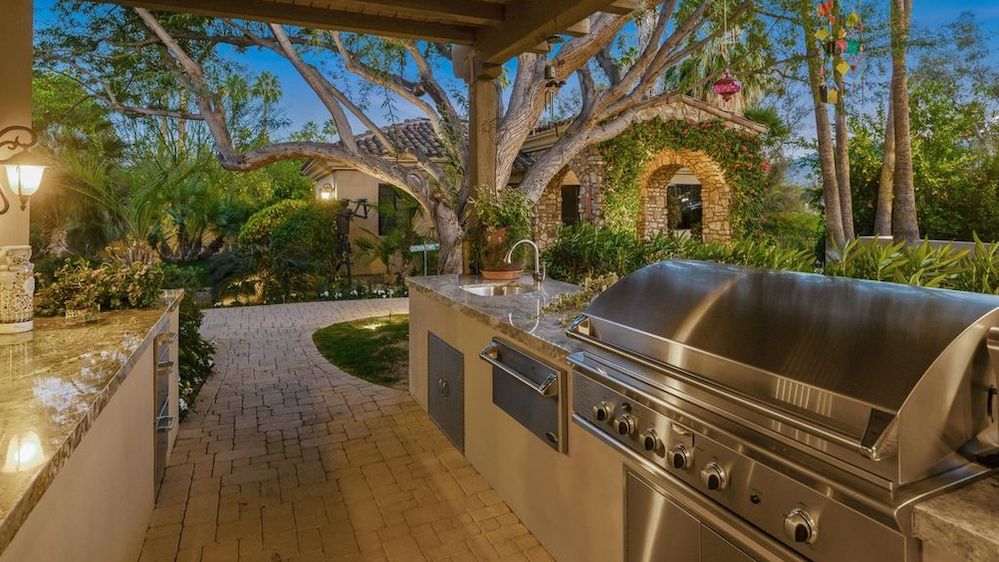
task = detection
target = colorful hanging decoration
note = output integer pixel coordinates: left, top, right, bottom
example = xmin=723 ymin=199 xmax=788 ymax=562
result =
xmin=713 ymin=70 xmax=742 ymax=101
xmin=712 ymin=0 xmax=742 ymax=104
xmin=814 ymin=0 xmax=866 ymax=105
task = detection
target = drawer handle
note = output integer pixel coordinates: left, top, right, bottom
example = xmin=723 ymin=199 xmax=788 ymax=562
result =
xmin=479 ymin=341 xmax=558 ymax=397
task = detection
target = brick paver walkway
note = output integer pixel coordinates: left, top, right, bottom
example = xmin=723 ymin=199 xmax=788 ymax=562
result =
xmin=139 ymin=299 xmax=552 ymax=562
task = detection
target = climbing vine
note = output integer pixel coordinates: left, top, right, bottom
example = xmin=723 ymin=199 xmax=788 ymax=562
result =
xmin=599 ymin=118 xmax=767 ymax=237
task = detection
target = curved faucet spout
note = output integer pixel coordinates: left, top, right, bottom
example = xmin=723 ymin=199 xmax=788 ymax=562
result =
xmin=504 ymin=239 xmax=546 ymax=284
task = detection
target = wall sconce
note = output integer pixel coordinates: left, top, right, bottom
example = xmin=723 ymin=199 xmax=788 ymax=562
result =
xmin=318 ymin=180 xmax=336 ymax=202
xmin=0 ymin=126 xmax=45 ymax=215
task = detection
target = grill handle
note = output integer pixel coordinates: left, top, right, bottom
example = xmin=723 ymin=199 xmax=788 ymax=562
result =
xmin=567 ymin=347 xmax=880 ymax=460
xmin=479 ymin=341 xmax=558 ymax=397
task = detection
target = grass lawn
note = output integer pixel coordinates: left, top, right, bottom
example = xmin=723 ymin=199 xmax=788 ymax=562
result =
xmin=312 ymin=315 xmax=409 ymax=389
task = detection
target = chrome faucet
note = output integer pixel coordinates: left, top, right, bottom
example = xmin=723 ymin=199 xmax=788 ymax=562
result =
xmin=504 ymin=239 xmax=546 ymax=284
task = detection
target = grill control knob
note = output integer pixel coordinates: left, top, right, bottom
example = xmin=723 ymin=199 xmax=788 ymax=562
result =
xmin=616 ymin=414 xmax=637 ymax=436
xmin=593 ymin=402 xmax=613 ymax=422
xmin=669 ymin=444 xmax=692 ymax=469
xmin=783 ymin=508 xmax=817 ymax=544
xmin=641 ymin=429 xmax=661 ymax=452
xmin=700 ymin=462 xmax=727 ymax=491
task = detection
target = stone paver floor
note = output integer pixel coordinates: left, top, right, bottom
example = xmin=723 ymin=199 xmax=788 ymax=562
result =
xmin=139 ymin=299 xmax=553 ymax=562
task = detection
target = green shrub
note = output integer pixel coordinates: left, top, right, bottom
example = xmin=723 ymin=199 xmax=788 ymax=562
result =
xmin=34 ymin=258 xmax=165 ymax=315
xmin=237 ymin=199 xmax=309 ymax=246
xmin=544 ymin=225 xmax=815 ymax=284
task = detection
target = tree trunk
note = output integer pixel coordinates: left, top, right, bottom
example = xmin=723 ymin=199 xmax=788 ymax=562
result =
xmin=890 ymin=0 xmax=918 ymax=242
xmin=874 ymin=104 xmax=895 ymax=236
xmin=834 ymin=73 xmax=855 ymax=241
xmin=431 ymin=206 xmax=464 ymax=274
xmin=803 ymin=22 xmax=845 ymax=251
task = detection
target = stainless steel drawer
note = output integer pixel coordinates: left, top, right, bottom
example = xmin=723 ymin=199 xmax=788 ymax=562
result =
xmin=481 ymin=339 xmax=564 ymax=452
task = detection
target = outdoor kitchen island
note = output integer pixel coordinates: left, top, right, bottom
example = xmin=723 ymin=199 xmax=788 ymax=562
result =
xmin=407 ymin=272 xmax=999 ymax=562
xmin=0 ymin=292 xmax=182 ymax=562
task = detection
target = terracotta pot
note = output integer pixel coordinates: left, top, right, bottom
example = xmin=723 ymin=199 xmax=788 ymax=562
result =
xmin=481 ymin=268 xmax=524 ymax=281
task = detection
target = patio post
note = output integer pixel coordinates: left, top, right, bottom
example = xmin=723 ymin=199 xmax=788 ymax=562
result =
xmin=0 ymin=0 xmax=34 ymax=248
xmin=467 ymin=76 xmax=498 ymax=195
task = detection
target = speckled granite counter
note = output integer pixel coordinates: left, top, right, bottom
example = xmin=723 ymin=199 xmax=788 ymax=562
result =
xmin=0 ymin=292 xmax=181 ymax=554
xmin=407 ymin=274 xmax=583 ymax=359
xmin=914 ymin=474 xmax=999 ymax=562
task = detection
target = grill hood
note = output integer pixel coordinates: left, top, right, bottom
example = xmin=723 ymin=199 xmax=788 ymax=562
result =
xmin=568 ymin=260 xmax=999 ymax=485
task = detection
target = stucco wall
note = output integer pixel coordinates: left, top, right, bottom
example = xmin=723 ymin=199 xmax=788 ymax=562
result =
xmin=311 ymin=171 xmax=434 ymax=277
xmin=0 ymin=0 xmax=34 ymax=247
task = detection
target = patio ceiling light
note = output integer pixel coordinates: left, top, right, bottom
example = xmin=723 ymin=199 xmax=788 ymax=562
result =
xmin=0 ymin=126 xmax=46 ymax=215
xmin=1 ymin=431 xmax=45 ymax=473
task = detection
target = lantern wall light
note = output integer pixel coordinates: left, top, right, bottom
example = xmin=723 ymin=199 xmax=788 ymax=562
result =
xmin=318 ymin=178 xmax=336 ymax=202
xmin=0 ymin=126 xmax=45 ymax=215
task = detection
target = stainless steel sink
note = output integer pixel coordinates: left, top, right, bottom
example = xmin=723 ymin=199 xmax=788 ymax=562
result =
xmin=460 ymin=283 xmax=536 ymax=297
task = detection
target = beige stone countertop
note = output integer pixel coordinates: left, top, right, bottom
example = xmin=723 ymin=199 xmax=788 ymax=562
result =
xmin=914 ymin=474 xmax=999 ymax=562
xmin=0 ymin=292 xmax=182 ymax=554
xmin=406 ymin=275 xmax=583 ymax=359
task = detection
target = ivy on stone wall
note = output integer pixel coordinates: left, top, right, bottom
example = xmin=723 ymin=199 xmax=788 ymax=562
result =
xmin=599 ymin=118 xmax=767 ymax=237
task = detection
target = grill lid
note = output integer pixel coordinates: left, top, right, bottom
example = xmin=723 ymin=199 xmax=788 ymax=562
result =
xmin=569 ymin=261 xmax=999 ymax=481
xmin=578 ymin=260 xmax=999 ymax=413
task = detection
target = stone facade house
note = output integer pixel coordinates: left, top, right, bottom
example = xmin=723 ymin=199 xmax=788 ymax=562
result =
xmin=304 ymin=95 xmax=764 ymax=271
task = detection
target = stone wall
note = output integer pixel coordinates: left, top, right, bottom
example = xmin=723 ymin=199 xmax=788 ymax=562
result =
xmin=531 ymin=142 xmax=733 ymax=247
xmin=569 ymin=146 xmax=606 ymax=225
xmin=639 ymin=165 xmax=680 ymax=239
xmin=533 ymin=173 xmax=564 ymax=249
xmin=636 ymin=149 xmax=731 ymax=243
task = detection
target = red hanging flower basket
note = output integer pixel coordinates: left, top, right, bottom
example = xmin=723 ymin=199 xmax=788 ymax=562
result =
xmin=712 ymin=69 xmax=742 ymax=102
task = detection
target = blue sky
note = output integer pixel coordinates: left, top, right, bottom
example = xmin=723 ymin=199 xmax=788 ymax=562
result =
xmin=34 ymin=0 xmax=999 ymax=135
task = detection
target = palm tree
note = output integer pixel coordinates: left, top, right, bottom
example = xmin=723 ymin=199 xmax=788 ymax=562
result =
xmin=251 ymin=71 xmax=282 ymax=141
xmin=890 ymin=0 xmax=918 ymax=242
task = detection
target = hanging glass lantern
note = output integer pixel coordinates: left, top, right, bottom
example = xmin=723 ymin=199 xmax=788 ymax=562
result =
xmin=712 ymin=69 xmax=742 ymax=102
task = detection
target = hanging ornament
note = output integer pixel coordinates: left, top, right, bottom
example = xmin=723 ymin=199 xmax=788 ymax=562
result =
xmin=543 ymin=62 xmax=567 ymax=136
xmin=713 ymin=69 xmax=742 ymax=102
xmin=836 ymin=59 xmax=851 ymax=76
xmin=815 ymin=27 xmax=829 ymax=41
xmin=817 ymin=1 xmax=833 ymax=18
xmin=826 ymin=87 xmax=839 ymax=105
xmin=845 ymin=39 xmax=860 ymax=56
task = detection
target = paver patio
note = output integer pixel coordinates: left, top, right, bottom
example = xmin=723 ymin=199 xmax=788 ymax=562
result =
xmin=139 ymin=299 xmax=553 ymax=562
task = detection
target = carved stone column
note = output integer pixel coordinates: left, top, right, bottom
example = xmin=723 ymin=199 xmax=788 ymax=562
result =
xmin=0 ymin=245 xmax=34 ymax=333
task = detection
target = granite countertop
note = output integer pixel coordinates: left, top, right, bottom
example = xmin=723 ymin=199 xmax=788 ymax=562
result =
xmin=914 ymin=474 xmax=999 ymax=562
xmin=407 ymin=274 xmax=584 ymax=359
xmin=0 ymin=292 xmax=181 ymax=554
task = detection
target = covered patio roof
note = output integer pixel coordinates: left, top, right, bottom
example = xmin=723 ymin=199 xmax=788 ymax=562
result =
xmin=93 ymin=0 xmax=638 ymax=73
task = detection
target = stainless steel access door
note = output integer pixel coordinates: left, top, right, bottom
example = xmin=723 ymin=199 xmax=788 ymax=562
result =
xmin=428 ymin=332 xmax=464 ymax=452
xmin=626 ymin=470 xmax=757 ymax=562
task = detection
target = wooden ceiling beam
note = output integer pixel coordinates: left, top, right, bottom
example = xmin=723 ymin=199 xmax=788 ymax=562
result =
xmin=93 ymin=0 xmax=477 ymax=43
xmin=564 ymin=19 xmax=591 ymax=37
xmin=473 ymin=0 xmax=616 ymax=68
xmin=319 ymin=0 xmax=506 ymax=26
xmin=602 ymin=0 xmax=639 ymax=15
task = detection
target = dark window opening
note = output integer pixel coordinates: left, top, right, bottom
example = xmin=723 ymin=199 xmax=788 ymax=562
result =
xmin=378 ymin=184 xmax=409 ymax=235
xmin=561 ymin=185 xmax=581 ymax=226
xmin=668 ymin=184 xmax=702 ymax=230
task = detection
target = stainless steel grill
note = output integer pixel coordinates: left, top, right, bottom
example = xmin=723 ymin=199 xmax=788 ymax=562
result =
xmin=567 ymin=260 xmax=998 ymax=562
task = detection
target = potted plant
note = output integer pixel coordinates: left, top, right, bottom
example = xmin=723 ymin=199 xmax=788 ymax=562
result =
xmin=469 ymin=185 xmax=533 ymax=280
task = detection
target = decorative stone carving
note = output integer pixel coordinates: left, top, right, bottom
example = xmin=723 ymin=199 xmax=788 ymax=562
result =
xmin=0 ymin=245 xmax=34 ymax=334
